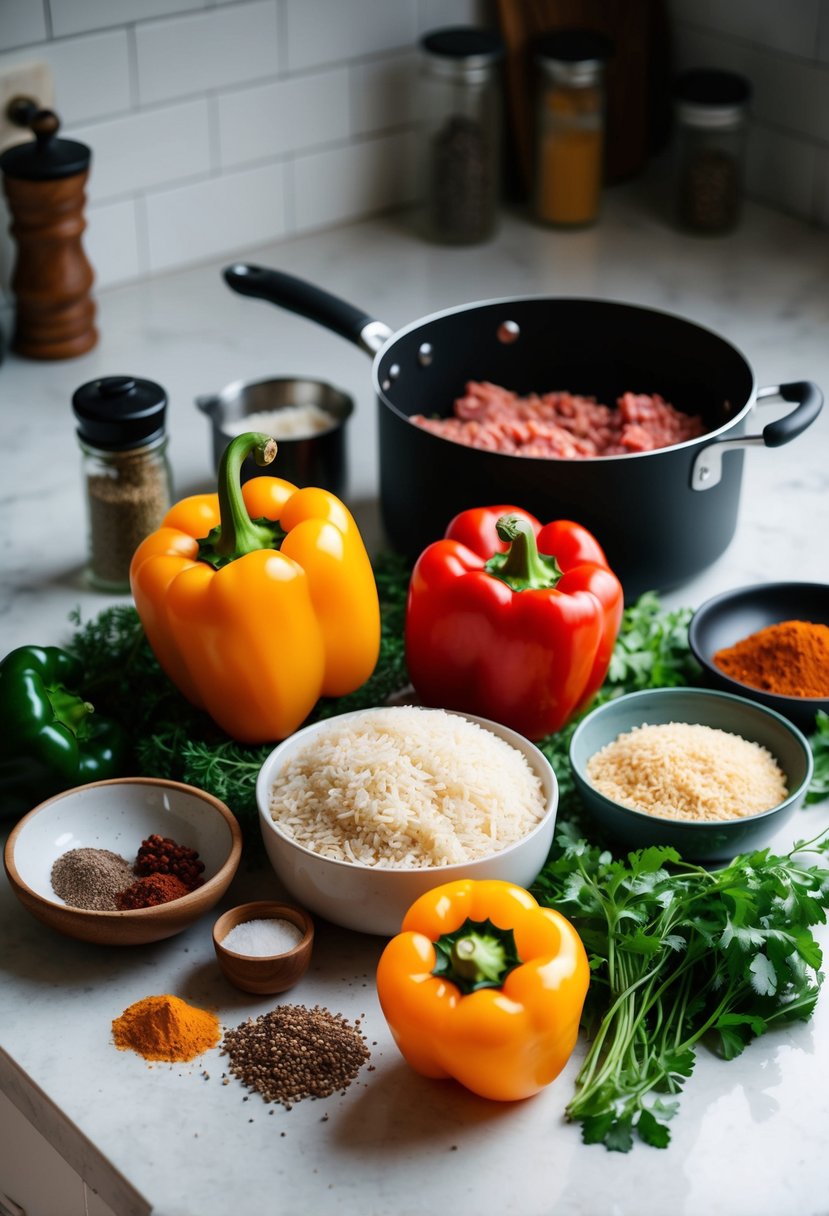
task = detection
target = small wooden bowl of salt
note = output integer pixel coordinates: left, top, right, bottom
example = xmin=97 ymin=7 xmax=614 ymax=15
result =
xmin=213 ymin=900 xmax=314 ymax=994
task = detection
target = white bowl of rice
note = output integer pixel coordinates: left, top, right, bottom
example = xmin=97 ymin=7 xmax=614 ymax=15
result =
xmin=256 ymin=706 xmax=558 ymax=936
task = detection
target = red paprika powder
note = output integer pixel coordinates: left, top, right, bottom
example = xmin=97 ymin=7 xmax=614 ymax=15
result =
xmin=713 ymin=619 xmax=829 ymax=698
xmin=117 ymin=873 xmax=189 ymax=910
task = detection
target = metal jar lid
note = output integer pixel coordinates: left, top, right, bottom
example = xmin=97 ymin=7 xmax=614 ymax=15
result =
xmin=421 ymin=27 xmax=504 ymax=83
xmin=675 ymin=69 xmax=752 ymax=129
xmin=72 ymin=376 xmax=168 ymax=451
xmin=534 ymin=29 xmax=614 ymax=88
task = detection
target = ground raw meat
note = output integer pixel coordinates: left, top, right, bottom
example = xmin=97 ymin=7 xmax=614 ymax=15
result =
xmin=410 ymin=381 xmax=705 ymax=457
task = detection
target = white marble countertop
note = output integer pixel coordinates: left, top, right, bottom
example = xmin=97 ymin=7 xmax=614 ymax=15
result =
xmin=2 ymin=182 xmax=829 ymax=1216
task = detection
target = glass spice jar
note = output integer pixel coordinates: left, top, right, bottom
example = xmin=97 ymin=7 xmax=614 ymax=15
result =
xmin=418 ymin=26 xmax=505 ymax=245
xmin=674 ymin=69 xmax=751 ymax=234
xmin=532 ymin=29 xmax=612 ymax=228
xmin=72 ymin=375 xmax=173 ymax=592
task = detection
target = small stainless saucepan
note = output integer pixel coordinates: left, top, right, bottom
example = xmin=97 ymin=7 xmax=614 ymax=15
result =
xmin=196 ymin=376 xmax=354 ymax=496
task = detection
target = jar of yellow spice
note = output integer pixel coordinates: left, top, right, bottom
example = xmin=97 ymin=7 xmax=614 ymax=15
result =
xmin=532 ymin=29 xmax=613 ymax=228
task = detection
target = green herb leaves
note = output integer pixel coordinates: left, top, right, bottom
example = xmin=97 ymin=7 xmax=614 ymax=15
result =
xmin=533 ymin=833 xmax=829 ymax=1151
xmin=807 ymin=710 xmax=829 ymax=804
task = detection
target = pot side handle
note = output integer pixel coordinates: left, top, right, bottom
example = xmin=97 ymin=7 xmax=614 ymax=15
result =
xmin=691 ymin=380 xmax=823 ymax=491
xmin=222 ymin=264 xmax=393 ymax=356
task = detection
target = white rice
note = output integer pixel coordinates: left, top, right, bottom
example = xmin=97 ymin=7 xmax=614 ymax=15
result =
xmin=222 ymin=404 xmax=335 ymax=440
xmin=269 ymin=706 xmax=547 ymax=869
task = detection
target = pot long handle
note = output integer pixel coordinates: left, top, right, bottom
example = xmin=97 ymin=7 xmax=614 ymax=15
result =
xmin=691 ymin=380 xmax=823 ymax=491
xmin=223 ymin=263 xmax=393 ymax=356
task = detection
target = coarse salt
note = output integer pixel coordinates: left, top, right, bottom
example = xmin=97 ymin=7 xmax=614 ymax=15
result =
xmin=221 ymin=917 xmax=304 ymax=957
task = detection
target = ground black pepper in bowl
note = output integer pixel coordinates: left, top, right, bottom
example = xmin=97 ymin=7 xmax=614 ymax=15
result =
xmin=221 ymin=1005 xmax=370 ymax=1107
xmin=51 ymin=847 xmax=135 ymax=911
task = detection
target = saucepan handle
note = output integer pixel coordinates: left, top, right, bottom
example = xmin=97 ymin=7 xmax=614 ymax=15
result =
xmin=691 ymin=380 xmax=823 ymax=491
xmin=223 ymin=263 xmax=393 ymax=356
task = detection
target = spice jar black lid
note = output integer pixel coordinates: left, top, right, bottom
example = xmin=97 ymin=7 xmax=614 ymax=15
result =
xmin=72 ymin=376 xmax=168 ymax=451
xmin=534 ymin=28 xmax=614 ymax=66
xmin=0 ymin=110 xmax=91 ymax=182
xmin=675 ymin=69 xmax=752 ymax=108
xmin=421 ymin=26 xmax=504 ymax=62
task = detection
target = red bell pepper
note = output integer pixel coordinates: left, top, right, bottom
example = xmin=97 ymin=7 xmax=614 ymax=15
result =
xmin=404 ymin=506 xmax=623 ymax=740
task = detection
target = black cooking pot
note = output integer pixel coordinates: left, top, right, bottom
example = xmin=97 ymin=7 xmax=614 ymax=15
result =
xmin=223 ymin=265 xmax=823 ymax=600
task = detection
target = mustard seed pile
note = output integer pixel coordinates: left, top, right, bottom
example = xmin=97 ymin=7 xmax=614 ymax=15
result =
xmin=220 ymin=1005 xmax=370 ymax=1107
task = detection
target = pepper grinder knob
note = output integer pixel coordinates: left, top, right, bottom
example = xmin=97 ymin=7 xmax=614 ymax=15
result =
xmin=30 ymin=109 xmax=61 ymax=144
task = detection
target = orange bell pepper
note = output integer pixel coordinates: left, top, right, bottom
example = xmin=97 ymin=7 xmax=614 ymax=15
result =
xmin=130 ymin=432 xmax=380 ymax=744
xmin=376 ymin=879 xmax=589 ymax=1102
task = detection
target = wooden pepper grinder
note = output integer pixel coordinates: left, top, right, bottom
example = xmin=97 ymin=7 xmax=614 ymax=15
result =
xmin=0 ymin=107 xmax=97 ymax=359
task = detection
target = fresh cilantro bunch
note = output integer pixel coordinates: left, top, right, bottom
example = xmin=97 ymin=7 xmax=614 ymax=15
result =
xmin=533 ymin=829 xmax=829 ymax=1151
xmin=806 ymin=710 xmax=829 ymax=804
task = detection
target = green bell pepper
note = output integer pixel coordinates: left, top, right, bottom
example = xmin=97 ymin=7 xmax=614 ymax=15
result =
xmin=0 ymin=645 xmax=128 ymax=819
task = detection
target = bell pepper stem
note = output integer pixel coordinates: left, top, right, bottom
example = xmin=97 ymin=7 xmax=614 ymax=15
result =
xmin=47 ymin=686 xmax=95 ymax=733
xmin=214 ymin=432 xmax=278 ymax=560
xmin=197 ymin=432 xmax=285 ymax=569
xmin=451 ymin=933 xmax=509 ymax=987
xmin=484 ymin=514 xmax=563 ymax=592
xmin=432 ymin=917 xmax=521 ymax=994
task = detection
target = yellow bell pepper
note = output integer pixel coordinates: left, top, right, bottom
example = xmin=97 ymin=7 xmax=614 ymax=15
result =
xmin=130 ymin=432 xmax=380 ymax=744
xmin=376 ymin=878 xmax=589 ymax=1102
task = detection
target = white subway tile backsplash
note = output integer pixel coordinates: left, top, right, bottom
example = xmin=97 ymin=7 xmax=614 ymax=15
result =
xmin=145 ymin=161 xmax=286 ymax=271
xmin=747 ymin=125 xmax=817 ymax=219
xmin=85 ymin=199 xmax=142 ymax=287
xmin=818 ymin=0 xmax=829 ymax=63
xmin=668 ymin=0 xmax=822 ymax=60
xmin=0 ymin=31 xmax=133 ymax=126
xmin=49 ymin=0 xmax=207 ymax=39
xmin=74 ymin=100 xmax=212 ymax=201
xmin=0 ymin=0 xmax=821 ymax=295
xmin=217 ymin=67 xmax=350 ymax=168
xmin=0 ymin=0 xmax=47 ymax=51
xmin=673 ymin=28 xmax=829 ymax=143
xmin=292 ymin=130 xmax=417 ymax=233
xmin=135 ymin=0 xmax=279 ymax=105
xmin=416 ymin=0 xmax=493 ymax=35
xmin=350 ymin=52 xmax=418 ymax=135
xmin=285 ymin=0 xmax=419 ymax=72
xmin=815 ymin=145 xmax=829 ymax=223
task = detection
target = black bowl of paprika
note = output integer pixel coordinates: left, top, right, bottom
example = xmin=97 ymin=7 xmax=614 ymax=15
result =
xmin=688 ymin=581 xmax=829 ymax=732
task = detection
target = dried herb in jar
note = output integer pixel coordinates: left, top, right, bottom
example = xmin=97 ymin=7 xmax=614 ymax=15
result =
xmin=72 ymin=376 xmax=172 ymax=593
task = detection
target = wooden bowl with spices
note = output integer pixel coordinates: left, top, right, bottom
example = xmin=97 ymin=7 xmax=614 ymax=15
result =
xmin=688 ymin=582 xmax=829 ymax=733
xmin=569 ymin=687 xmax=813 ymax=861
xmin=213 ymin=900 xmax=314 ymax=995
xmin=3 ymin=777 xmax=243 ymax=946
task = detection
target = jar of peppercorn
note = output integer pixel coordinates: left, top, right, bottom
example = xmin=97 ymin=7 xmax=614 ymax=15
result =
xmin=418 ymin=26 xmax=505 ymax=245
xmin=72 ymin=375 xmax=173 ymax=593
xmin=673 ymin=68 xmax=752 ymax=235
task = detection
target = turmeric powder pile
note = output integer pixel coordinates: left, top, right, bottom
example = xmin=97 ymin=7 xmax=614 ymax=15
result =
xmin=112 ymin=994 xmax=220 ymax=1062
